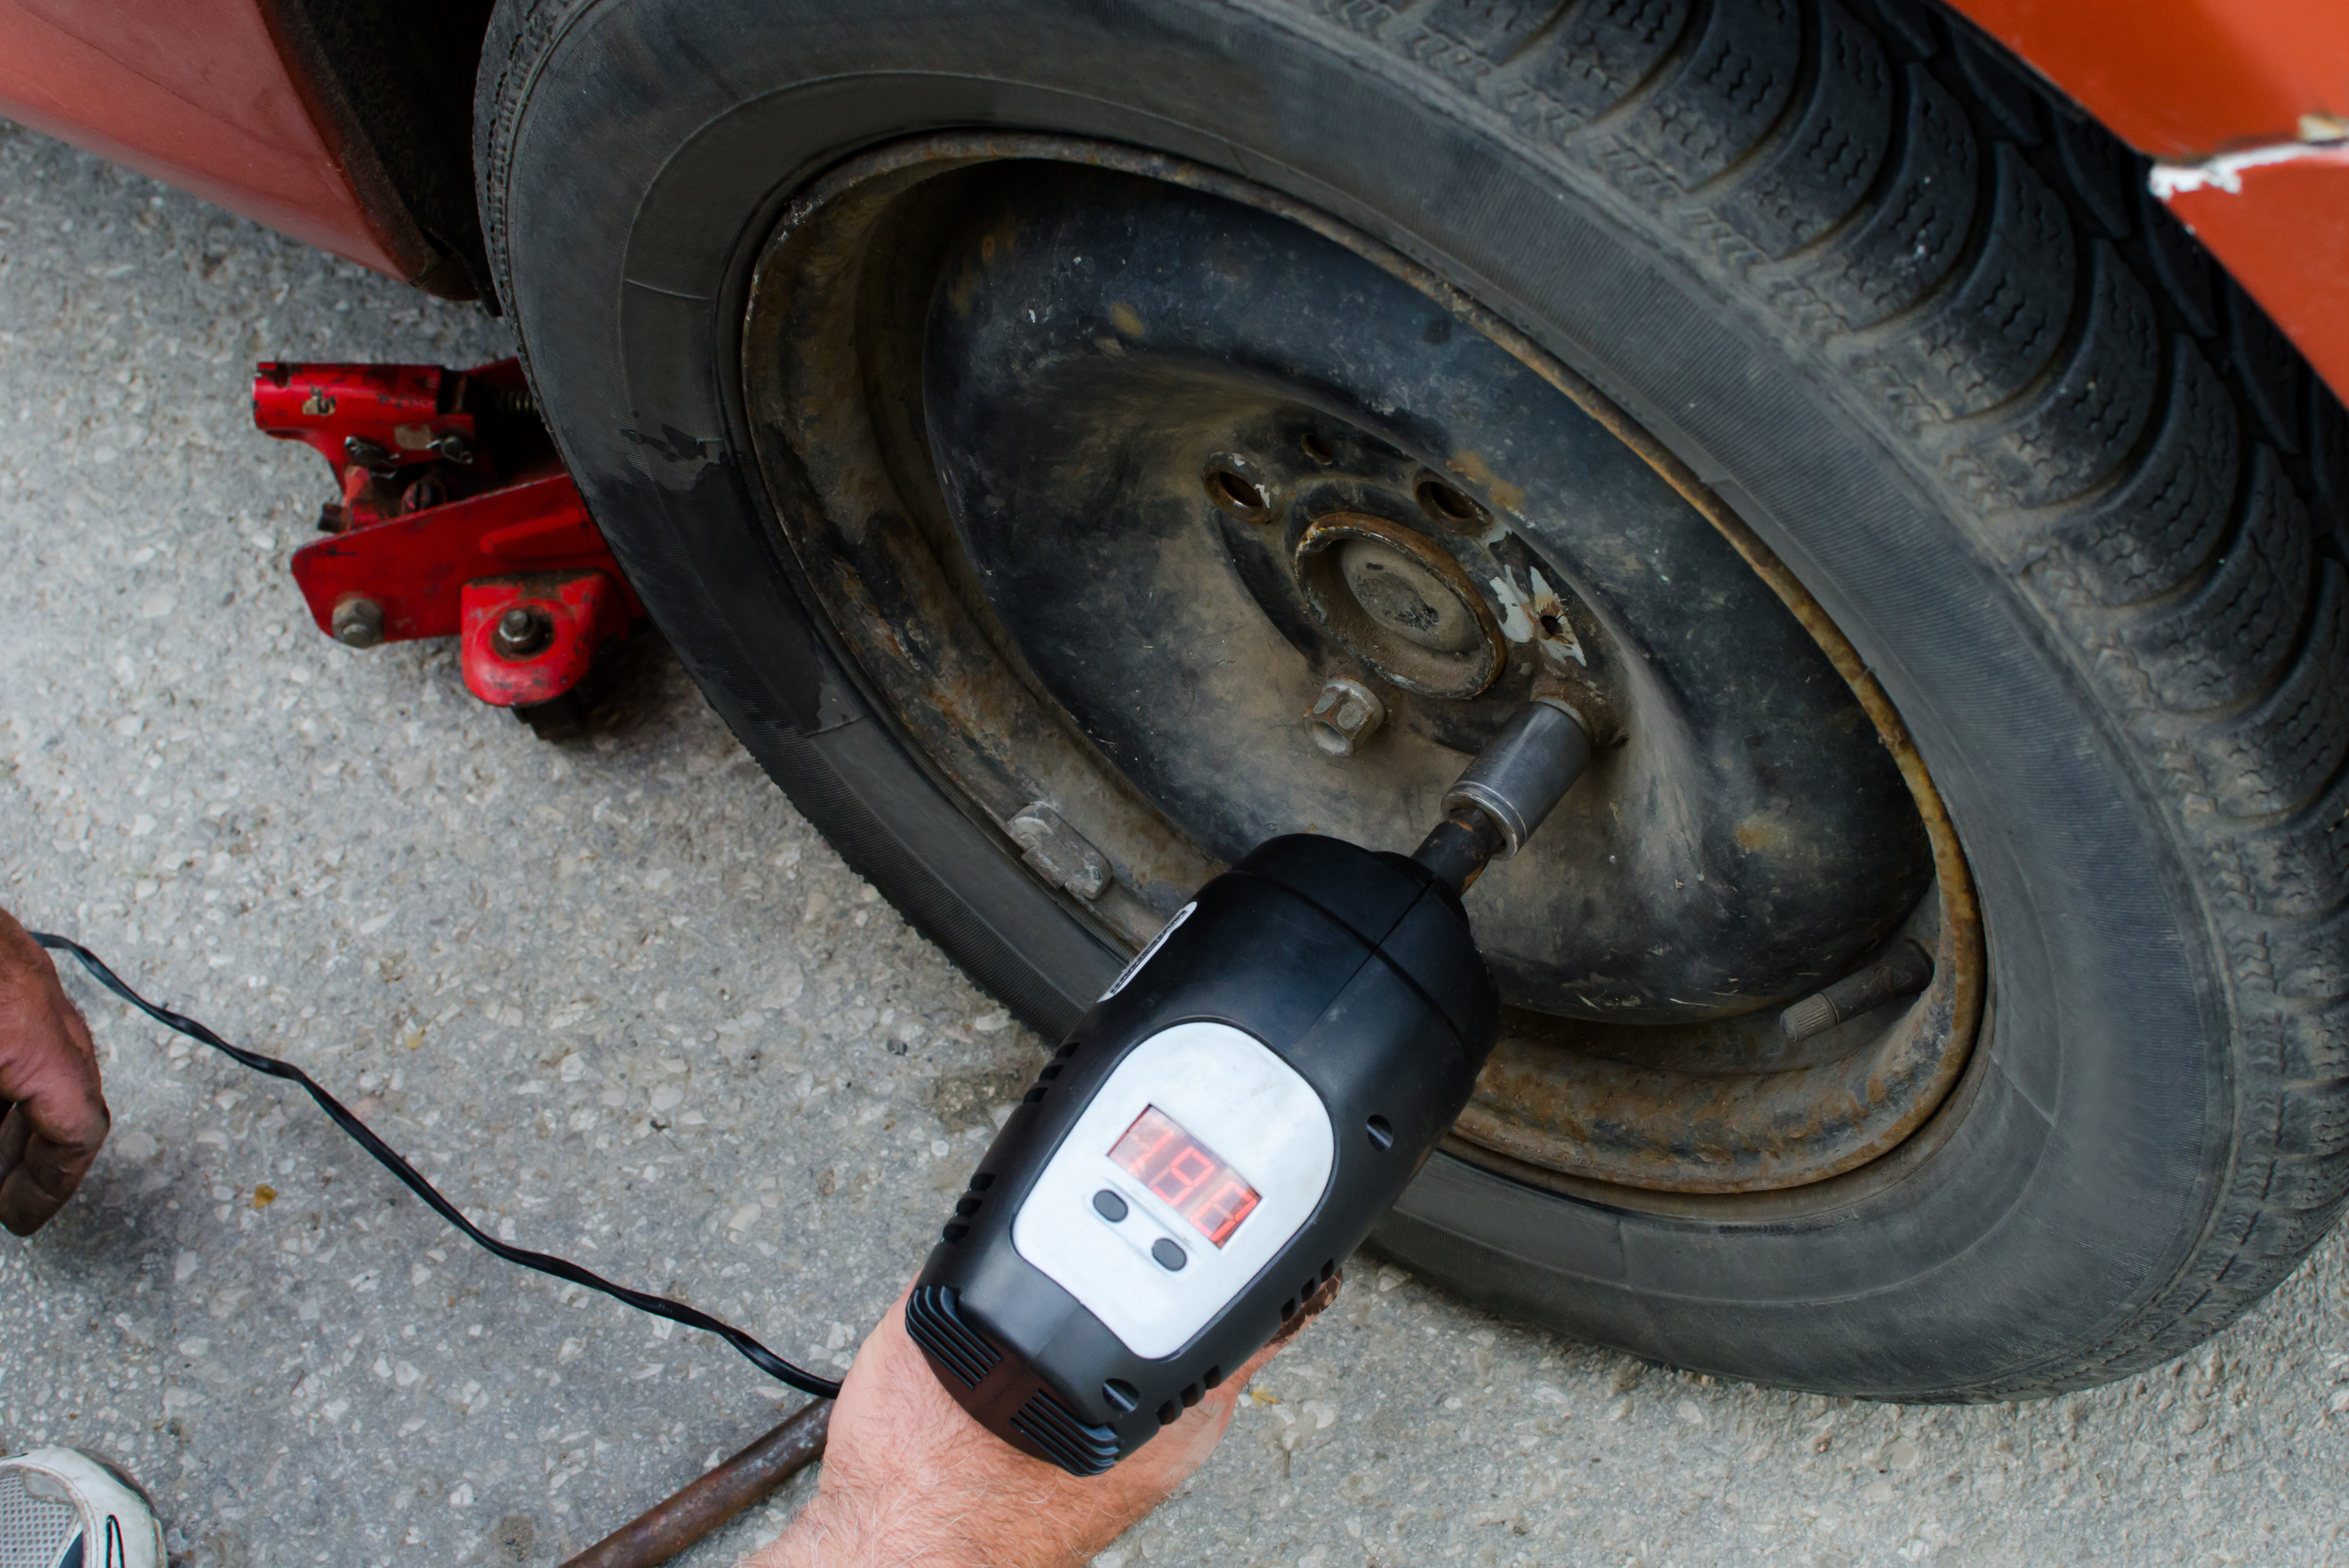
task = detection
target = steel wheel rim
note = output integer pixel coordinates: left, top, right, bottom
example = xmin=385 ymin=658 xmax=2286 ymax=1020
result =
xmin=738 ymin=133 xmax=1987 ymax=1203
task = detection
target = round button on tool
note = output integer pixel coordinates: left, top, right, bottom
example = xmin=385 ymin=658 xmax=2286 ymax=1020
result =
xmin=1151 ymin=1237 xmax=1187 ymax=1272
xmin=1092 ymin=1188 xmax=1129 ymax=1222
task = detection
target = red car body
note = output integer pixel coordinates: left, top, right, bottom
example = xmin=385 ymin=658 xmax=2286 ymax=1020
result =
xmin=0 ymin=1 xmax=426 ymax=280
xmin=3 ymin=0 xmax=2346 ymax=395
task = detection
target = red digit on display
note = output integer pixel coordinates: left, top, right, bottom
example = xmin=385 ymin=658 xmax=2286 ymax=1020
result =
xmin=1191 ymin=1178 xmax=1261 ymax=1245
xmin=1113 ymin=1108 xmax=1180 ymax=1176
xmin=1154 ymin=1145 xmax=1217 ymax=1207
xmin=1107 ymin=1105 xmax=1262 ymax=1247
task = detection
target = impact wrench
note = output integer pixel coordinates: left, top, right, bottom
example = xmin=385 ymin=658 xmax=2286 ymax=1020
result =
xmin=906 ymin=695 xmax=1595 ymax=1474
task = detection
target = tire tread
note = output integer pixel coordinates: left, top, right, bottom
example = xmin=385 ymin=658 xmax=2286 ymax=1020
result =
xmin=1308 ymin=0 xmax=2349 ymax=1396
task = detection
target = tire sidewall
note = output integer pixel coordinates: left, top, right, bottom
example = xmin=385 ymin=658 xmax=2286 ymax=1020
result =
xmin=485 ymin=0 xmax=2231 ymax=1396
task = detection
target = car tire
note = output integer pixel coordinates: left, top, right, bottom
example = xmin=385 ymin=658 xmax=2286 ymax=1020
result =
xmin=476 ymin=0 xmax=2349 ymax=1396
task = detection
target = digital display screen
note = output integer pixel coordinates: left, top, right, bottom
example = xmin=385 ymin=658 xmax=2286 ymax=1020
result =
xmin=1108 ymin=1106 xmax=1262 ymax=1247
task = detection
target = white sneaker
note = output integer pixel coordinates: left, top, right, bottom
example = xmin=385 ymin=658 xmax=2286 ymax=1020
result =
xmin=0 ymin=1449 xmax=161 ymax=1568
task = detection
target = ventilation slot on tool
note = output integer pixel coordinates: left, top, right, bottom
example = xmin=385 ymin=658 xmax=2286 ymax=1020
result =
xmin=905 ymin=1284 xmax=1001 ymax=1389
xmin=942 ymin=1173 xmax=991 ymax=1241
xmin=1010 ymin=1388 xmax=1121 ymax=1476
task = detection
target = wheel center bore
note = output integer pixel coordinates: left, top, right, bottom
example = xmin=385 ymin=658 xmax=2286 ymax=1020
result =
xmin=1296 ymin=514 xmax=1504 ymax=697
xmin=1343 ymin=544 xmax=1458 ymax=648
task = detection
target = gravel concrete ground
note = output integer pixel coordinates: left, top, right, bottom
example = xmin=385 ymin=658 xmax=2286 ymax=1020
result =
xmin=5 ymin=120 xmax=2349 ymax=1568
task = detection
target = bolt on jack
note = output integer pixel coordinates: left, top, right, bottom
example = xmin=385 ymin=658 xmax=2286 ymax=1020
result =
xmin=493 ymin=605 xmax=552 ymax=661
xmin=330 ymin=595 xmax=384 ymax=649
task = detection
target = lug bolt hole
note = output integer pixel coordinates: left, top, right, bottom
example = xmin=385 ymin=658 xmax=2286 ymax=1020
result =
xmin=1299 ymin=431 xmax=1336 ymax=466
xmin=1213 ymin=469 xmax=1264 ymax=512
xmin=1202 ymin=456 xmax=1276 ymax=523
xmin=1414 ymin=473 xmax=1486 ymax=532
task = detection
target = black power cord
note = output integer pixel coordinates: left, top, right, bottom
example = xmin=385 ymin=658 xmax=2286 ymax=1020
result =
xmin=34 ymin=932 xmax=843 ymax=1401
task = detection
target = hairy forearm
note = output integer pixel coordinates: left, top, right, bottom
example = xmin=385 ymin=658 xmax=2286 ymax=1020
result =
xmin=740 ymin=1279 xmax=1328 ymax=1568
xmin=758 ymin=1494 xmax=896 ymax=1568
xmin=760 ymin=1466 xmax=1141 ymax=1568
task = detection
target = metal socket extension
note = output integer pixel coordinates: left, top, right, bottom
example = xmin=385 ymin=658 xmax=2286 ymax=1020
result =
xmin=1441 ymin=697 xmax=1593 ymax=858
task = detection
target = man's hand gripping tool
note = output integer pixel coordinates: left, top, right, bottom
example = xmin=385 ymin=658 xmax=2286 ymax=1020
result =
xmin=905 ymin=699 xmax=1597 ymax=1473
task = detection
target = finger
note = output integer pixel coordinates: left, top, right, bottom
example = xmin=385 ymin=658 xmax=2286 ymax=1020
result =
xmin=0 ymin=1097 xmax=106 ymax=1236
xmin=0 ymin=1107 xmax=26 ymax=1181
xmin=0 ymin=1029 xmax=109 ymax=1235
xmin=0 ymin=993 xmax=109 ymax=1236
xmin=0 ymin=927 xmax=110 ymax=1235
xmin=0 ymin=1107 xmax=65 ymax=1235
xmin=0 ymin=1103 xmax=95 ymax=1239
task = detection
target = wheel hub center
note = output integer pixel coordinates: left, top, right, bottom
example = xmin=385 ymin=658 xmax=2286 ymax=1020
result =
xmin=1340 ymin=541 xmax=1476 ymax=651
xmin=1294 ymin=513 xmax=1505 ymax=698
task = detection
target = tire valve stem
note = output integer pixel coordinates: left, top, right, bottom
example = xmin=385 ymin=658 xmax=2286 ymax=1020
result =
xmin=1412 ymin=697 xmax=1595 ymax=894
xmin=1779 ymin=939 xmax=1935 ymax=1043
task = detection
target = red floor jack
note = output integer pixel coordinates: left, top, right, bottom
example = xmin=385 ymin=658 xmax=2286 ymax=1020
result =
xmin=251 ymin=360 xmax=641 ymax=729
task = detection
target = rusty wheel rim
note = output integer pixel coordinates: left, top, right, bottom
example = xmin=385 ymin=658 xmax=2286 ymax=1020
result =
xmin=739 ymin=134 xmax=1986 ymax=1203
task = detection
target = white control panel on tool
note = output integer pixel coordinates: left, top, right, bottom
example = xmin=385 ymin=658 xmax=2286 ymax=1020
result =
xmin=1011 ymin=1021 xmax=1335 ymax=1361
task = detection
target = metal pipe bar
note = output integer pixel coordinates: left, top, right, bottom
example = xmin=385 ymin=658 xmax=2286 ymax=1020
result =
xmin=558 ymin=1399 xmax=831 ymax=1568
